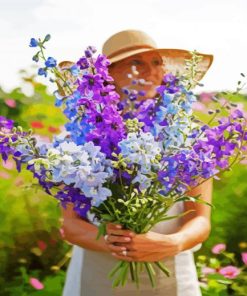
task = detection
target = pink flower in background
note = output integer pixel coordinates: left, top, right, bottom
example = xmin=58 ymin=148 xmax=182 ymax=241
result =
xmin=201 ymin=267 xmax=216 ymax=275
xmin=2 ymin=159 xmax=14 ymax=170
xmin=4 ymin=99 xmax=16 ymax=108
xmin=219 ymin=265 xmax=240 ymax=279
xmin=212 ymin=243 xmax=226 ymax=254
xmin=242 ymin=252 xmax=247 ymax=265
xmin=29 ymin=277 xmax=44 ymax=290
xmin=192 ymin=102 xmax=207 ymax=113
xmin=37 ymin=240 xmax=47 ymax=251
xmin=199 ymin=92 xmax=215 ymax=103
xmin=0 ymin=171 xmax=10 ymax=179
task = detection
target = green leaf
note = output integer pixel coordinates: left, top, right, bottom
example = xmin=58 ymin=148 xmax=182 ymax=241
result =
xmin=96 ymin=223 xmax=106 ymax=240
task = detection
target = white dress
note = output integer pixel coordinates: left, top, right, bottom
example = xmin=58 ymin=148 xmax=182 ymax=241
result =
xmin=62 ymin=202 xmax=201 ymax=296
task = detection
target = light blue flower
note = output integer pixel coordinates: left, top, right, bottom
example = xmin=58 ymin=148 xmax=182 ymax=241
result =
xmin=132 ymin=172 xmax=151 ymax=191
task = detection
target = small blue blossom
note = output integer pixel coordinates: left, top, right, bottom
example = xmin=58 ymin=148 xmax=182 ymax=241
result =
xmin=70 ymin=65 xmax=80 ymax=76
xmin=38 ymin=68 xmax=47 ymax=77
xmin=45 ymin=57 xmax=57 ymax=68
xmin=29 ymin=38 xmax=39 ymax=47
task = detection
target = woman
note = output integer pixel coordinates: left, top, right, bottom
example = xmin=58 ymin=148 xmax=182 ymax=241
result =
xmin=62 ymin=30 xmax=214 ymax=296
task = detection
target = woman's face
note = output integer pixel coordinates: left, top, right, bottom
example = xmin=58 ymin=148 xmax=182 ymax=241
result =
xmin=109 ymin=51 xmax=164 ymax=99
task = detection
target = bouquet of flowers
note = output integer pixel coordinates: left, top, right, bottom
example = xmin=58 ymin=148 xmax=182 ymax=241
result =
xmin=0 ymin=35 xmax=246 ymax=288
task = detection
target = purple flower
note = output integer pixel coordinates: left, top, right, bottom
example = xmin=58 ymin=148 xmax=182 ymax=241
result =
xmin=78 ymin=74 xmax=104 ymax=93
xmin=86 ymin=106 xmax=125 ymax=157
xmin=45 ymin=57 xmax=57 ymax=68
xmin=231 ymin=109 xmax=243 ymax=119
xmin=77 ymin=57 xmax=90 ymax=70
xmin=56 ymin=186 xmax=92 ymax=218
xmin=84 ymin=49 xmax=92 ymax=58
xmin=0 ymin=116 xmax=14 ymax=130
xmin=156 ymin=73 xmax=181 ymax=94
xmin=84 ymin=46 xmax=97 ymax=58
xmin=94 ymin=55 xmax=112 ymax=81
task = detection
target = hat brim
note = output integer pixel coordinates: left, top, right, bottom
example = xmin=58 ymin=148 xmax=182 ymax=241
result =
xmin=109 ymin=48 xmax=213 ymax=81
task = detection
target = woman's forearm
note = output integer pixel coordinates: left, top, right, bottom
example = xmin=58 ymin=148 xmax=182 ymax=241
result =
xmin=62 ymin=217 xmax=108 ymax=252
xmin=171 ymin=215 xmax=211 ymax=252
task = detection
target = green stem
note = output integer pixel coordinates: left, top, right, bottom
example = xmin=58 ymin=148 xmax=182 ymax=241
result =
xmin=154 ymin=261 xmax=170 ymax=277
xmin=144 ymin=262 xmax=156 ymax=288
xmin=130 ymin=262 xmax=135 ymax=282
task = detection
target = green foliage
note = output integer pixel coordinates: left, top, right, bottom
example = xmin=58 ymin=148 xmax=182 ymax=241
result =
xmin=197 ymin=245 xmax=247 ymax=296
xmin=0 ymin=75 xmax=70 ymax=294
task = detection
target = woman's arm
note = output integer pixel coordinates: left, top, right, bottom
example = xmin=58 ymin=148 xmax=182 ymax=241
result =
xmin=171 ymin=177 xmax=213 ymax=251
xmin=61 ymin=203 xmax=129 ymax=254
xmin=61 ymin=203 xmax=108 ymax=252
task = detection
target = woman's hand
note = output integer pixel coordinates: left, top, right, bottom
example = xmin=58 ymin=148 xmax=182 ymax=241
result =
xmin=105 ymin=223 xmax=182 ymax=262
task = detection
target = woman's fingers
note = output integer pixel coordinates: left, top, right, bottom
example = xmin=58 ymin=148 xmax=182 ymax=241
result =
xmin=107 ymin=229 xmax=133 ymax=236
xmin=107 ymin=223 xmax=122 ymax=230
xmin=107 ymin=234 xmax=132 ymax=244
xmin=106 ymin=223 xmax=134 ymax=237
xmin=107 ymin=243 xmax=127 ymax=252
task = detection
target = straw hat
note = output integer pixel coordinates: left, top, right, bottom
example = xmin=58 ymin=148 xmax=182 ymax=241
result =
xmin=102 ymin=29 xmax=213 ymax=81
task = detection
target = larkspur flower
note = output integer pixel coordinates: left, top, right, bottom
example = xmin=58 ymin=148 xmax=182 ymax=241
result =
xmin=38 ymin=68 xmax=47 ymax=77
xmin=0 ymin=116 xmax=14 ymax=130
xmin=118 ymin=130 xmax=161 ymax=176
xmin=156 ymin=73 xmax=181 ymax=94
xmin=45 ymin=57 xmax=57 ymax=68
xmin=78 ymin=73 xmax=104 ymax=93
xmin=132 ymin=172 xmax=151 ymax=190
xmin=77 ymin=57 xmax=90 ymax=70
xmin=70 ymin=64 xmax=80 ymax=76
xmin=29 ymin=38 xmax=39 ymax=47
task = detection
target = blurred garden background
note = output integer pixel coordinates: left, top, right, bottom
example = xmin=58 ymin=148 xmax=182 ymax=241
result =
xmin=1 ymin=0 xmax=247 ymax=295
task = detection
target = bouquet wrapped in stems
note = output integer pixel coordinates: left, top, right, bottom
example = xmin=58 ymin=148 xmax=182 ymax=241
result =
xmin=0 ymin=35 xmax=247 ymax=288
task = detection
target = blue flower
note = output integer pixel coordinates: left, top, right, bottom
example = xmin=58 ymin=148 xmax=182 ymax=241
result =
xmin=29 ymin=38 xmax=39 ymax=47
xmin=162 ymin=93 xmax=172 ymax=105
xmin=70 ymin=65 xmax=80 ymax=76
xmin=38 ymin=68 xmax=47 ymax=77
xmin=45 ymin=57 xmax=57 ymax=68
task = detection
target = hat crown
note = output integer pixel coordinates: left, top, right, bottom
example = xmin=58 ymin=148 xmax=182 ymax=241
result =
xmin=102 ymin=30 xmax=157 ymax=58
